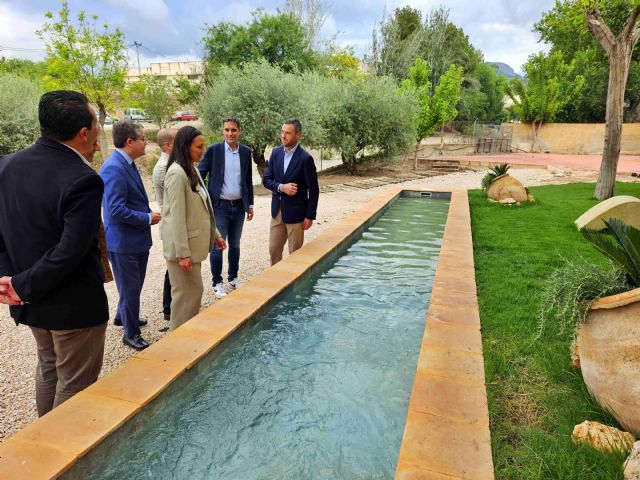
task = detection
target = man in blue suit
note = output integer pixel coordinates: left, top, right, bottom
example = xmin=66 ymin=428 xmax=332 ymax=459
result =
xmin=198 ymin=117 xmax=254 ymax=297
xmin=100 ymin=121 xmax=160 ymax=350
xmin=263 ymin=119 xmax=319 ymax=265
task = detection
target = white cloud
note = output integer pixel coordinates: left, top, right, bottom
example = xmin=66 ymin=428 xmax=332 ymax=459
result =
xmin=0 ymin=4 xmax=46 ymax=61
xmin=103 ymin=0 xmax=171 ymax=24
xmin=480 ymin=23 xmax=519 ymax=33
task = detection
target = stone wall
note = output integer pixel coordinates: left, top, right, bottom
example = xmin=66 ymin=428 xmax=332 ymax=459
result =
xmin=508 ymin=123 xmax=640 ymax=155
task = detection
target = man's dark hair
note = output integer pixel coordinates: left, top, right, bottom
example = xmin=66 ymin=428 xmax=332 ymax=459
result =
xmin=38 ymin=90 xmax=94 ymax=142
xmin=113 ymin=121 xmax=144 ymax=148
xmin=283 ymin=119 xmax=302 ymax=133
xmin=222 ymin=116 xmax=241 ymax=129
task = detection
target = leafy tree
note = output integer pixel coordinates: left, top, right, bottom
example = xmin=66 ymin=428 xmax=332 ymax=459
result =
xmin=506 ymin=51 xmax=585 ymax=147
xmin=456 ymin=63 xmax=506 ymax=122
xmin=0 ymin=58 xmax=47 ymax=87
xmin=584 ymin=1 xmax=640 ymax=199
xmin=368 ymin=6 xmax=482 ymax=88
xmin=0 ymin=75 xmax=40 ymax=155
xmin=320 ymin=74 xmax=417 ymax=172
xmin=368 ymin=6 xmax=424 ymax=81
xmin=534 ymin=0 xmax=640 ymax=123
xmin=321 ymin=46 xmax=362 ymax=78
xmin=202 ymin=10 xmax=317 ymax=81
xmin=128 ymin=75 xmax=177 ymax=128
xmin=399 ymin=59 xmax=464 ymax=167
xmin=37 ymin=0 xmax=127 ymax=156
xmin=173 ymin=75 xmax=201 ymax=106
xmin=198 ymin=61 xmax=323 ymax=178
xmin=284 ymin=0 xmax=328 ymax=47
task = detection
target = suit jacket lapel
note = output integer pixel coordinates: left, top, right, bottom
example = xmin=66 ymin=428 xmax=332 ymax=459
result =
xmin=278 ymin=148 xmax=286 ymax=181
xmin=217 ymin=143 xmax=225 ymax=181
xmin=116 ymin=152 xmax=146 ymax=199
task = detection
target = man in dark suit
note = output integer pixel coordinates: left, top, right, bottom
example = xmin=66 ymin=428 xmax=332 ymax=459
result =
xmin=198 ymin=117 xmax=254 ymax=297
xmin=0 ymin=90 xmax=109 ymax=416
xmin=100 ymin=121 xmax=160 ymax=350
xmin=263 ymin=119 xmax=319 ymax=265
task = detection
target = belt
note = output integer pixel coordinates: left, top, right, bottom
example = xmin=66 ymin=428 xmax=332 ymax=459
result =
xmin=219 ymin=198 xmax=242 ymax=206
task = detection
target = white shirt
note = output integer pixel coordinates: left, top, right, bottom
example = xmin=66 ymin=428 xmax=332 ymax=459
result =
xmin=278 ymin=144 xmax=299 ymax=193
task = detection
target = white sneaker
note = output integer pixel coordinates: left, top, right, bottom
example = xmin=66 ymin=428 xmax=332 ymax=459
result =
xmin=228 ymin=278 xmax=241 ymax=289
xmin=213 ymin=283 xmax=227 ymax=298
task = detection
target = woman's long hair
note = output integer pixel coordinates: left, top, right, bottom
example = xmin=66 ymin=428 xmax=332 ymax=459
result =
xmin=167 ymin=126 xmax=202 ymax=192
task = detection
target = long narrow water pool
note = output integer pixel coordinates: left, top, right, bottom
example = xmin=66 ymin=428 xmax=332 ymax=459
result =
xmin=82 ymin=197 xmax=449 ymax=479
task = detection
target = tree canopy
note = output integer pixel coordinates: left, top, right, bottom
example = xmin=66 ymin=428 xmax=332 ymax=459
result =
xmin=534 ymin=0 xmax=640 ymax=122
xmin=37 ymin=0 xmax=127 ymax=155
xmin=506 ymin=51 xmax=584 ymax=130
xmin=198 ymin=61 xmax=323 ymax=176
xmin=202 ymin=10 xmax=317 ymax=81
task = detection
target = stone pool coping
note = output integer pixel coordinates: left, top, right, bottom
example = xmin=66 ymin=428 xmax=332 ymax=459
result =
xmin=0 ymin=187 xmax=494 ymax=479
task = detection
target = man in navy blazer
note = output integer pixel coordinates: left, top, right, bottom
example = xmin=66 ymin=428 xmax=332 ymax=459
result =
xmin=198 ymin=117 xmax=254 ymax=297
xmin=263 ymin=119 xmax=319 ymax=265
xmin=100 ymin=121 xmax=160 ymax=350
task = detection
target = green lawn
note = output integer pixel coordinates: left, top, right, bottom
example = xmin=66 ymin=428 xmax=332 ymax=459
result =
xmin=469 ymin=182 xmax=640 ymax=479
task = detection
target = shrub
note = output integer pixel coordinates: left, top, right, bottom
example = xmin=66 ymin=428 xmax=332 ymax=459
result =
xmin=481 ymin=163 xmax=510 ymax=190
xmin=0 ymin=75 xmax=40 ymax=155
xmin=536 ymin=259 xmax=630 ymax=338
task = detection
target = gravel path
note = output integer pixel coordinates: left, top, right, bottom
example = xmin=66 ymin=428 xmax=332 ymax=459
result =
xmin=0 ymin=167 xmax=585 ymax=441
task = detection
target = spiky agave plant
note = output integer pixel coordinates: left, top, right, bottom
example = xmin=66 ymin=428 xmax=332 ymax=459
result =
xmin=581 ymin=218 xmax=640 ymax=287
xmin=481 ymin=163 xmax=510 ymax=190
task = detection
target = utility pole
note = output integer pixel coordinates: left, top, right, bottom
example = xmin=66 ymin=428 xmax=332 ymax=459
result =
xmin=133 ymin=41 xmax=142 ymax=76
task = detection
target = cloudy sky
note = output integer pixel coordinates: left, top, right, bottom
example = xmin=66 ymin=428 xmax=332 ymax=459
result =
xmin=0 ymin=0 xmax=555 ymax=74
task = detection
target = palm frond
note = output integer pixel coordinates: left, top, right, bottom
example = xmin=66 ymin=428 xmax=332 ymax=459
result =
xmin=581 ymin=218 xmax=640 ymax=287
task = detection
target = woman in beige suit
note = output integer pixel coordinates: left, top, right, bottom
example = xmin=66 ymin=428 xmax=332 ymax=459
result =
xmin=161 ymin=126 xmax=226 ymax=330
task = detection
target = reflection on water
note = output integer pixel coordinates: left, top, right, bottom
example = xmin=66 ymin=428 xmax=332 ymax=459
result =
xmin=89 ymin=198 xmax=449 ymax=480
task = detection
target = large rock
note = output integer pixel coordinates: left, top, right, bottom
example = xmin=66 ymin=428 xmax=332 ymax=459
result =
xmin=625 ymin=441 xmax=640 ymax=480
xmin=572 ymin=421 xmax=635 ymax=453
xmin=487 ymin=174 xmax=533 ymax=203
xmin=575 ymin=195 xmax=640 ymax=231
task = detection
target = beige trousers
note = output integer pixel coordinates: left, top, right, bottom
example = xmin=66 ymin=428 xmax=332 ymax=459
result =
xmin=269 ymin=210 xmax=304 ymax=265
xmin=30 ymin=322 xmax=107 ymax=417
xmin=167 ymin=260 xmax=203 ymax=331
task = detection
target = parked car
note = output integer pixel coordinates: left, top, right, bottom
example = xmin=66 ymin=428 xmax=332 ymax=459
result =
xmin=171 ymin=110 xmax=198 ymax=121
xmin=124 ymin=108 xmax=150 ymax=122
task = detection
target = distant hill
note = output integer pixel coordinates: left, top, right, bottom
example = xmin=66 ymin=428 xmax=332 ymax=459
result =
xmin=486 ymin=62 xmax=522 ymax=79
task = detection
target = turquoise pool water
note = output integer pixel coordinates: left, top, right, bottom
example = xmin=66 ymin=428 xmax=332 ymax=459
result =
xmin=85 ymin=197 xmax=449 ymax=479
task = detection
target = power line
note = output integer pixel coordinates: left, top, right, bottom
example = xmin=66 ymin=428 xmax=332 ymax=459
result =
xmin=0 ymin=45 xmax=47 ymax=53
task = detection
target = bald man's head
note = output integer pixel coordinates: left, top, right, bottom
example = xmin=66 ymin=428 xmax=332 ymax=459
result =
xmin=157 ymin=128 xmax=178 ymax=154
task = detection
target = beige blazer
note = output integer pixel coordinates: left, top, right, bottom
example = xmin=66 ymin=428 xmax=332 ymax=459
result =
xmin=161 ymin=162 xmax=220 ymax=263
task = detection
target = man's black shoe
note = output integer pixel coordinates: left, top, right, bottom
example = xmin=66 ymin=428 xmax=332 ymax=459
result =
xmin=163 ymin=312 xmax=170 ymax=321
xmin=114 ymin=318 xmax=148 ymax=327
xmin=123 ymin=334 xmax=149 ymax=350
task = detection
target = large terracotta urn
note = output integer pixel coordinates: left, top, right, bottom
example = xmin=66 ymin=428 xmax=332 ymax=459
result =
xmin=577 ymin=288 xmax=640 ymax=436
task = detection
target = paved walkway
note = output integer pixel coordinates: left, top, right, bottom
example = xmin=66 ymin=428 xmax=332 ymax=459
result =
xmin=451 ymin=153 xmax=640 ymax=174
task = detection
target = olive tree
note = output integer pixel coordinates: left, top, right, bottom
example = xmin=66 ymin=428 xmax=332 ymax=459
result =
xmin=198 ymin=60 xmax=323 ymax=178
xmin=0 ymin=75 xmax=40 ymax=155
xmin=320 ymin=75 xmax=417 ymax=172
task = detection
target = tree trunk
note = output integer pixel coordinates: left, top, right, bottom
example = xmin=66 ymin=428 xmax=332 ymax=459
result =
xmin=414 ymin=142 xmax=419 ymax=170
xmin=252 ymin=147 xmax=267 ymax=180
xmin=97 ymin=103 xmax=109 ymax=170
xmin=595 ymin=46 xmax=631 ymax=200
